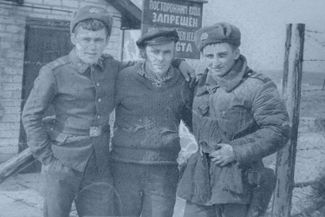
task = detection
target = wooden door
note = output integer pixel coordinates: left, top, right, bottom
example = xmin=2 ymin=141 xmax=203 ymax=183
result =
xmin=18 ymin=18 xmax=72 ymax=171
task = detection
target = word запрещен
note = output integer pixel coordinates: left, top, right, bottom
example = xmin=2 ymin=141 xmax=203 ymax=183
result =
xmin=152 ymin=12 xmax=199 ymax=28
xmin=149 ymin=0 xmax=201 ymax=28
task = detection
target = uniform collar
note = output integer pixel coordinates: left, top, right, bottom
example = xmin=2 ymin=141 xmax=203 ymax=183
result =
xmin=69 ymin=48 xmax=104 ymax=74
xmin=205 ymin=55 xmax=250 ymax=93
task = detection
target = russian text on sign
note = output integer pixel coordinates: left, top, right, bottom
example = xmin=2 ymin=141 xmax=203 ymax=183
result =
xmin=152 ymin=13 xmax=199 ymax=28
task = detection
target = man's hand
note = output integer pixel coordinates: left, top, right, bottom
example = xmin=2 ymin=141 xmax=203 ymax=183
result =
xmin=209 ymin=143 xmax=235 ymax=167
xmin=179 ymin=61 xmax=196 ymax=86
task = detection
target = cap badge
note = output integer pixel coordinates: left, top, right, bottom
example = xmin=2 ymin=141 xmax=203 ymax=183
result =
xmin=89 ymin=8 xmax=101 ymax=14
xmin=200 ymin=32 xmax=208 ymax=41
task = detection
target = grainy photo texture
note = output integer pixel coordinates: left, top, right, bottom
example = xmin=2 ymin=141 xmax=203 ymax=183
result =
xmin=0 ymin=1 xmax=325 ymax=217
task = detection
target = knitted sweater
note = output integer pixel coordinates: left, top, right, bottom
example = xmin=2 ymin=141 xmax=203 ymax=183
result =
xmin=111 ymin=63 xmax=193 ymax=165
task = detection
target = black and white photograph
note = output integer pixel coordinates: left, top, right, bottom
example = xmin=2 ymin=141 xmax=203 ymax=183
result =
xmin=0 ymin=0 xmax=325 ymax=216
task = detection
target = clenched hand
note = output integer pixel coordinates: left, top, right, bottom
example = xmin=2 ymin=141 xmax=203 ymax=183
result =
xmin=209 ymin=143 xmax=235 ymax=167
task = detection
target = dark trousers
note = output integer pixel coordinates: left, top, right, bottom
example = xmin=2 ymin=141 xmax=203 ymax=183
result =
xmin=112 ymin=161 xmax=179 ymax=217
xmin=42 ymin=154 xmax=115 ymax=217
xmin=184 ymin=201 xmax=249 ymax=217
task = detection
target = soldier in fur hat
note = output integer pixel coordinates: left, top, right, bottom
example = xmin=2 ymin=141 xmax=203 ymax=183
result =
xmin=177 ymin=22 xmax=290 ymax=217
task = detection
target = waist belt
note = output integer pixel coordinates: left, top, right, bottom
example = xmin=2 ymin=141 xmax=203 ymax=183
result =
xmin=53 ymin=124 xmax=110 ymax=137
xmin=88 ymin=125 xmax=110 ymax=137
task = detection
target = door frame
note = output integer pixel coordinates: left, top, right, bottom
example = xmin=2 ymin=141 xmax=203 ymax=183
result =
xmin=18 ymin=17 xmax=71 ymax=171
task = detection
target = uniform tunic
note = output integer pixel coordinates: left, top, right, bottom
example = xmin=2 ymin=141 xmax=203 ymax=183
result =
xmin=22 ymin=49 xmax=122 ymax=171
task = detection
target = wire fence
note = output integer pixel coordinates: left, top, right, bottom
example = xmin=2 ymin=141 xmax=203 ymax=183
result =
xmin=295 ymin=25 xmax=325 ymax=184
xmin=289 ymin=26 xmax=325 ymax=217
xmin=303 ymin=28 xmax=325 ymax=90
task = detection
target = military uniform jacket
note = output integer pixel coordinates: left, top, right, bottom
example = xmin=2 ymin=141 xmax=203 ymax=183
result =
xmin=22 ymin=49 xmax=126 ymax=172
xmin=178 ymin=55 xmax=290 ymax=205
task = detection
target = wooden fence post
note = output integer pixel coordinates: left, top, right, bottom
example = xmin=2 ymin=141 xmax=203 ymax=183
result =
xmin=272 ymin=23 xmax=305 ymax=217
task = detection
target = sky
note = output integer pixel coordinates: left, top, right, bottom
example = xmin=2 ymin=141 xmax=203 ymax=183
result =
xmin=129 ymin=0 xmax=325 ymax=72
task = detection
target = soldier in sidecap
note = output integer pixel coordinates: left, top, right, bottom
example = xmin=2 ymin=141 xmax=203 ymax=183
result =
xmin=177 ymin=22 xmax=290 ymax=217
xmin=111 ymin=28 xmax=193 ymax=217
xmin=22 ymin=5 xmax=194 ymax=217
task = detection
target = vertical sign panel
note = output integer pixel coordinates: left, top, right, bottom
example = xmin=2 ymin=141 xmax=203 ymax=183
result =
xmin=142 ymin=0 xmax=203 ymax=59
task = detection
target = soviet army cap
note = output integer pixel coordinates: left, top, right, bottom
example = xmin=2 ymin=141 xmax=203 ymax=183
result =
xmin=70 ymin=5 xmax=112 ymax=34
xmin=195 ymin=22 xmax=241 ymax=51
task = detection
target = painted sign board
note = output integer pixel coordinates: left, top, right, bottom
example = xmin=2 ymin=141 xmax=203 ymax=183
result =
xmin=142 ymin=0 xmax=204 ymax=59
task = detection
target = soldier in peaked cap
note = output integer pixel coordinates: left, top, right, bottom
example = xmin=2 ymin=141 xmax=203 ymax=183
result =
xmin=22 ymin=5 xmax=195 ymax=217
xmin=177 ymin=22 xmax=290 ymax=217
xmin=111 ymin=28 xmax=193 ymax=217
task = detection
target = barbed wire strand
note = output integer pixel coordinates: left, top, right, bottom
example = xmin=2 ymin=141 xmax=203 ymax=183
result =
xmin=306 ymin=33 xmax=325 ymax=47
xmin=304 ymin=59 xmax=325 ymax=62
xmin=306 ymin=29 xmax=325 ymax=34
xmin=294 ymin=180 xmax=318 ymax=188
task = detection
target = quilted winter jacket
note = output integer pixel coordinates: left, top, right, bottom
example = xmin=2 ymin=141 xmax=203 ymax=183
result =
xmin=178 ymin=55 xmax=290 ymax=205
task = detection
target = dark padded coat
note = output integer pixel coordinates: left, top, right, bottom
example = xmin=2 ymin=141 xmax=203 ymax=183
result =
xmin=178 ymin=55 xmax=290 ymax=205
